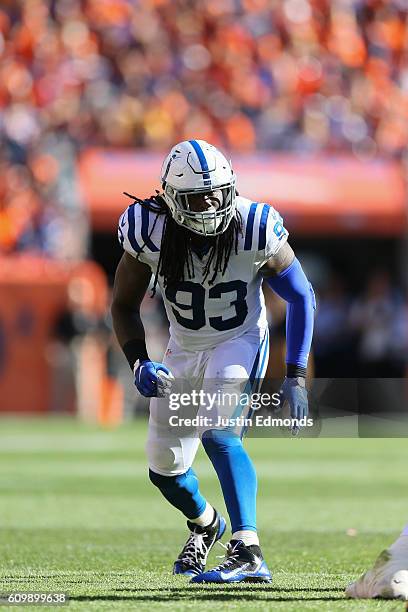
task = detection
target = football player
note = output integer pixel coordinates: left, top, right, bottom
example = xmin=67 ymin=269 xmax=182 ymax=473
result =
xmin=111 ymin=140 xmax=315 ymax=583
xmin=346 ymin=524 xmax=408 ymax=600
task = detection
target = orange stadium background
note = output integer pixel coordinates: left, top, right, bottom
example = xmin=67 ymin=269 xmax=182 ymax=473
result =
xmin=0 ymin=257 xmax=119 ymax=417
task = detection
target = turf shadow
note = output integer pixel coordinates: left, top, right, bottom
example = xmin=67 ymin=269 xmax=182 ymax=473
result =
xmin=115 ymin=586 xmax=344 ymax=594
xmin=71 ymin=592 xmax=345 ymax=603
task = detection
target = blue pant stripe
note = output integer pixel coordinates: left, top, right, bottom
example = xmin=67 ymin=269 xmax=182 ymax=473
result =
xmin=228 ymin=330 xmax=269 ymax=424
xmin=241 ymin=331 xmax=269 ymax=438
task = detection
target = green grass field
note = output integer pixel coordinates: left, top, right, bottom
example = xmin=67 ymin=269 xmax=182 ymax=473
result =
xmin=1 ymin=417 xmax=407 ymax=611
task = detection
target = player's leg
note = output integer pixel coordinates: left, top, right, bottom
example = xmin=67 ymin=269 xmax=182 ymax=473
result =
xmin=147 ymin=414 xmax=226 ymax=577
xmin=192 ymin=327 xmax=271 ymax=583
xmin=146 ymin=339 xmax=226 ymax=576
xmin=346 ymin=523 xmax=408 ymax=600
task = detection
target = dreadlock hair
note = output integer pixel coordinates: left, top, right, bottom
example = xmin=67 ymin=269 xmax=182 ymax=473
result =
xmin=123 ymin=191 xmax=243 ymax=297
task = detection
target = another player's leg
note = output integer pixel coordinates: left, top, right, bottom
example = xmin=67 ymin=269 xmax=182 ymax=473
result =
xmin=346 ymin=523 xmax=408 ymax=600
xmin=192 ymin=329 xmax=272 ymax=584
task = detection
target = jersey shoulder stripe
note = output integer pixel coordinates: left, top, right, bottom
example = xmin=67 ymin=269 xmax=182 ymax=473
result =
xmin=243 ymin=202 xmax=258 ymax=250
xmin=140 ymin=205 xmax=160 ymax=252
xmin=258 ymin=203 xmax=271 ymax=251
xmin=118 ymin=212 xmax=126 ymax=247
xmin=127 ymin=204 xmax=143 ymax=253
xmin=237 ymin=196 xmax=288 ymax=257
xmin=243 ymin=201 xmax=271 ymax=251
xmin=118 ymin=201 xmax=162 ymax=257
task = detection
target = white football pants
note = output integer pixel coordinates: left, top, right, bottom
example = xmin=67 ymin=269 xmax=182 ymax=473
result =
xmin=146 ymin=326 xmax=269 ymax=476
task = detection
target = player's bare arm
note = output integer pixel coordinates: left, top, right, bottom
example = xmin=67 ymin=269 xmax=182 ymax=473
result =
xmin=259 ymin=241 xmax=295 ymax=277
xmin=111 ymin=251 xmax=172 ymax=396
xmin=111 ymin=251 xmax=151 ymax=348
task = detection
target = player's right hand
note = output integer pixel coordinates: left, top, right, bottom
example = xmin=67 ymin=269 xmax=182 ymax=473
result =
xmin=134 ymin=360 xmax=173 ymax=397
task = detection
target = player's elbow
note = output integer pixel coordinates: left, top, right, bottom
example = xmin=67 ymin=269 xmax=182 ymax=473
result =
xmin=266 ymin=258 xmax=316 ymax=309
xmin=110 ymin=297 xmax=140 ymax=323
xmin=289 ymin=279 xmax=316 ymax=307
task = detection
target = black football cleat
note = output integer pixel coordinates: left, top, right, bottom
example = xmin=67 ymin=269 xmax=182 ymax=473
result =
xmin=191 ymin=539 xmax=272 ymax=583
xmin=173 ymin=510 xmax=226 ymax=577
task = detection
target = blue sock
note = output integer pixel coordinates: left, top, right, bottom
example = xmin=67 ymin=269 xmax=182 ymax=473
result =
xmin=202 ymin=429 xmax=257 ymax=533
xmin=149 ymin=467 xmax=207 ymax=520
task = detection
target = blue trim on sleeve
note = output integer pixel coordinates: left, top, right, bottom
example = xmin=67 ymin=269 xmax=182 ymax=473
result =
xmin=127 ymin=204 xmax=143 ymax=253
xmin=244 ymin=203 xmax=258 ymax=250
xmin=258 ymin=204 xmax=270 ymax=250
xmin=141 ymin=206 xmax=159 ymax=252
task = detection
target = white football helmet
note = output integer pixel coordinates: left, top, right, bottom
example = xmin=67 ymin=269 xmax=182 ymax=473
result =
xmin=160 ymin=140 xmax=236 ymax=236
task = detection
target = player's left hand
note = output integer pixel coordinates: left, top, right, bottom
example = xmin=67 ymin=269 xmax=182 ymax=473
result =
xmin=278 ymin=377 xmax=308 ymax=435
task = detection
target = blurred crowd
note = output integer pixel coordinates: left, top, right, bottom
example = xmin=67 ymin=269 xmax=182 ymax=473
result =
xmin=1 ymin=0 xmax=408 ymax=257
xmin=2 ymin=0 xmax=407 ymax=154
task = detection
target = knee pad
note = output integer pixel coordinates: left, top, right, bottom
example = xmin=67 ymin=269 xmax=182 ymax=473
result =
xmin=146 ymin=435 xmax=199 ymax=476
xmin=146 ymin=445 xmax=179 ymax=475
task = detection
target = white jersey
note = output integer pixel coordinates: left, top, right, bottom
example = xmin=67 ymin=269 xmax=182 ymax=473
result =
xmin=118 ymin=196 xmax=288 ymax=352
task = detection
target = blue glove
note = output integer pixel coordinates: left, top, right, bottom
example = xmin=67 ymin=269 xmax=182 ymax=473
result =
xmin=278 ymin=377 xmax=308 ymax=435
xmin=134 ymin=360 xmax=172 ymax=397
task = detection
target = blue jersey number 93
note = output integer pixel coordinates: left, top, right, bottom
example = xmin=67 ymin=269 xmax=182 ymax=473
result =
xmin=165 ymin=280 xmax=248 ymax=332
